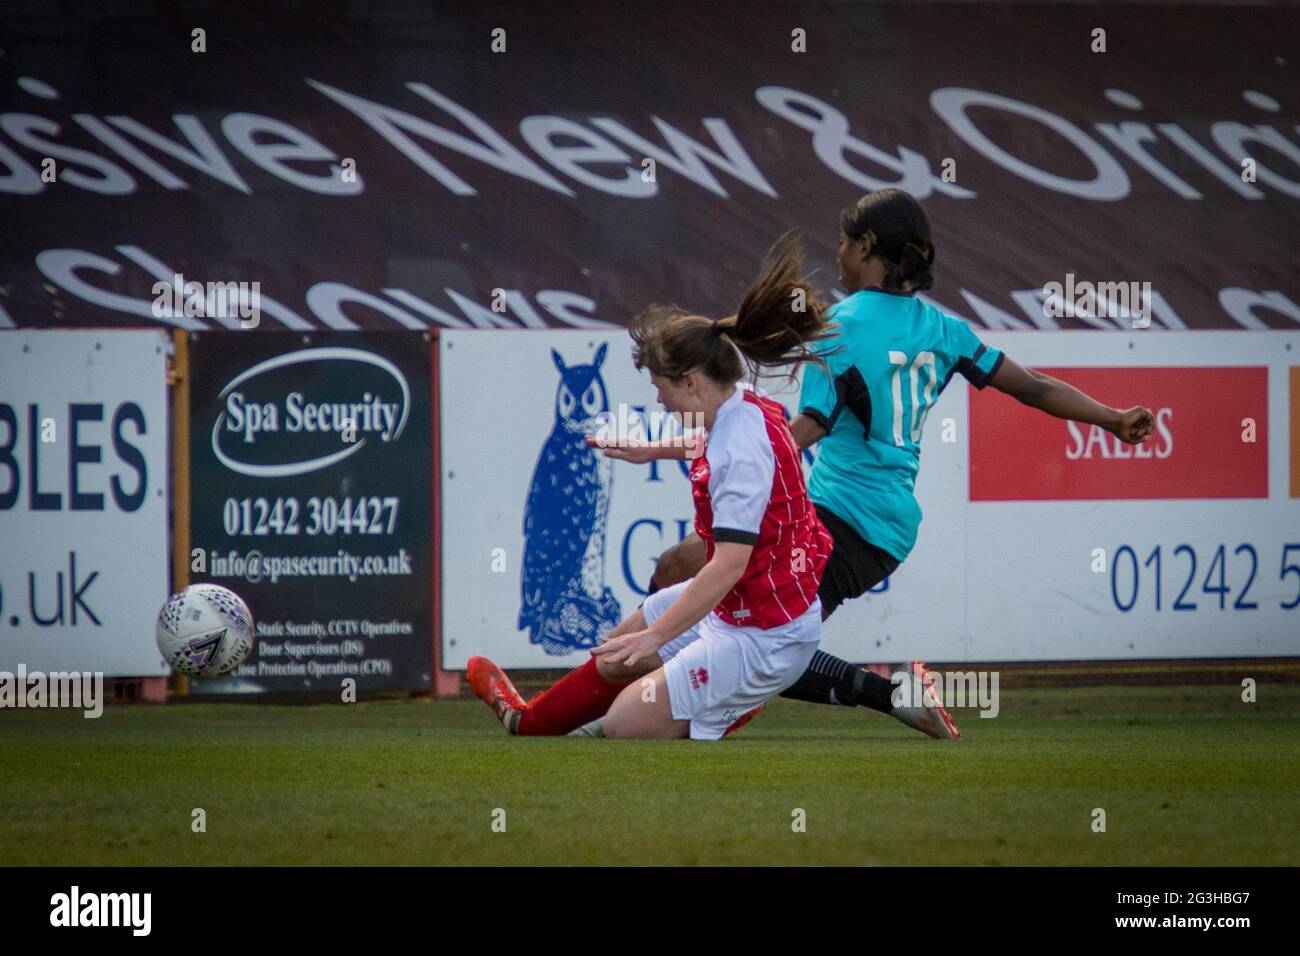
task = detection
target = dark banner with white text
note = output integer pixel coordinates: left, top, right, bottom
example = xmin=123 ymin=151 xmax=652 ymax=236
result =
xmin=0 ymin=1 xmax=1296 ymax=335
xmin=187 ymin=331 xmax=433 ymax=693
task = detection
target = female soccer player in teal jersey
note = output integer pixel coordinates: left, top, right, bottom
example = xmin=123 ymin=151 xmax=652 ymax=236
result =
xmin=635 ymin=188 xmax=1155 ymax=738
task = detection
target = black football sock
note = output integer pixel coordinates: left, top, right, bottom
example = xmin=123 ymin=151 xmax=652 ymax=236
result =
xmin=779 ymin=651 xmax=897 ymax=713
xmin=855 ymin=668 xmax=896 ymax=714
xmin=776 ymin=650 xmax=879 ymax=712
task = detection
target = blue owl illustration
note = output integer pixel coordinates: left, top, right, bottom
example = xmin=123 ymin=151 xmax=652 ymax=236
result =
xmin=519 ymin=344 xmax=622 ymax=654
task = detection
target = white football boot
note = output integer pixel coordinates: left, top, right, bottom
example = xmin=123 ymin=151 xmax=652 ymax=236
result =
xmin=890 ymin=660 xmax=961 ymax=740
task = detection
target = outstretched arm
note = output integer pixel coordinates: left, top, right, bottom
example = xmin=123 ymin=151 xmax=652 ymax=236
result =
xmin=990 ymin=356 xmax=1154 ymax=444
xmin=585 ymin=430 xmax=702 ymax=463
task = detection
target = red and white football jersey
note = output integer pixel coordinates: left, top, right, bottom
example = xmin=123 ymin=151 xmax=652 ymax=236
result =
xmin=689 ymin=386 xmax=831 ymax=629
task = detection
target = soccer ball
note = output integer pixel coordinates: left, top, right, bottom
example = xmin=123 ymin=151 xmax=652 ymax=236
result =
xmin=156 ymin=584 xmax=255 ymax=678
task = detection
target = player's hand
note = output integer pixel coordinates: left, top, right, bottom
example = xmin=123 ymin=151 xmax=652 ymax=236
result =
xmin=584 ymin=434 xmax=660 ymax=464
xmin=1106 ymin=406 xmax=1156 ymax=444
xmin=591 ymin=628 xmax=663 ymax=668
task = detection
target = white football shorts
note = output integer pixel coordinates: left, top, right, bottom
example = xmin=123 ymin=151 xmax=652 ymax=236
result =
xmin=641 ymin=579 xmax=821 ymax=740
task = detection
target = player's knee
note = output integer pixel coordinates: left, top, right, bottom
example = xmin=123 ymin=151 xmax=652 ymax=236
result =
xmin=598 ymin=656 xmax=655 ymax=684
xmin=654 ymin=537 xmax=703 ymax=586
xmin=595 ymin=656 xmax=628 ymax=682
xmin=652 ymin=543 xmax=682 ymax=586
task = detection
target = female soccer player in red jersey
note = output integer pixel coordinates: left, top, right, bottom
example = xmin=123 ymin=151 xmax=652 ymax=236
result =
xmin=468 ymin=238 xmax=837 ymax=739
xmin=634 ymin=189 xmax=1156 ymax=738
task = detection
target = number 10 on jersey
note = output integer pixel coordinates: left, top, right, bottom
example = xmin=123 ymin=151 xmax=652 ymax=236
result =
xmin=889 ymin=350 xmax=938 ymax=446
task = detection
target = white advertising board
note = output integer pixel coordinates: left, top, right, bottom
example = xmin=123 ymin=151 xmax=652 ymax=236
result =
xmin=0 ymin=331 xmax=171 ymax=675
xmin=441 ymin=329 xmax=1300 ymax=667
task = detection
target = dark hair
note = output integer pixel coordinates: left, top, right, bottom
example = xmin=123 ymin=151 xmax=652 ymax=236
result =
xmin=629 ymin=233 xmax=837 ymax=384
xmin=840 ymin=188 xmax=936 ymax=293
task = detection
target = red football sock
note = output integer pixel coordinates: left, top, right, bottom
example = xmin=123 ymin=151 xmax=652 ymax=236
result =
xmin=517 ymin=658 xmax=630 ymax=736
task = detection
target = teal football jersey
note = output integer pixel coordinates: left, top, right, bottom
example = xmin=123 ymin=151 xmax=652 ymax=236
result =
xmin=798 ymin=289 xmax=1004 ymax=561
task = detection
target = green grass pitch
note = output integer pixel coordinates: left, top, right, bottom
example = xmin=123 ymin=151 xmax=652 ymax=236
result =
xmin=1 ymin=685 xmax=1297 ymax=866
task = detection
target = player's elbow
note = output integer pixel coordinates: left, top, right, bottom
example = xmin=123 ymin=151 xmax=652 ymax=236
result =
xmin=1027 ymin=369 xmax=1063 ymax=407
xmin=1007 ymin=366 xmax=1053 ymax=407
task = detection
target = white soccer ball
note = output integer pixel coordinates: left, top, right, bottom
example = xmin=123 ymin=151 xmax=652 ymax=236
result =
xmin=156 ymin=584 xmax=255 ymax=678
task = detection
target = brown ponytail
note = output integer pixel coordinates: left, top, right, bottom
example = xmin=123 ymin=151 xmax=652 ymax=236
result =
xmin=630 ymin=233 xmax=838 ymax=384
